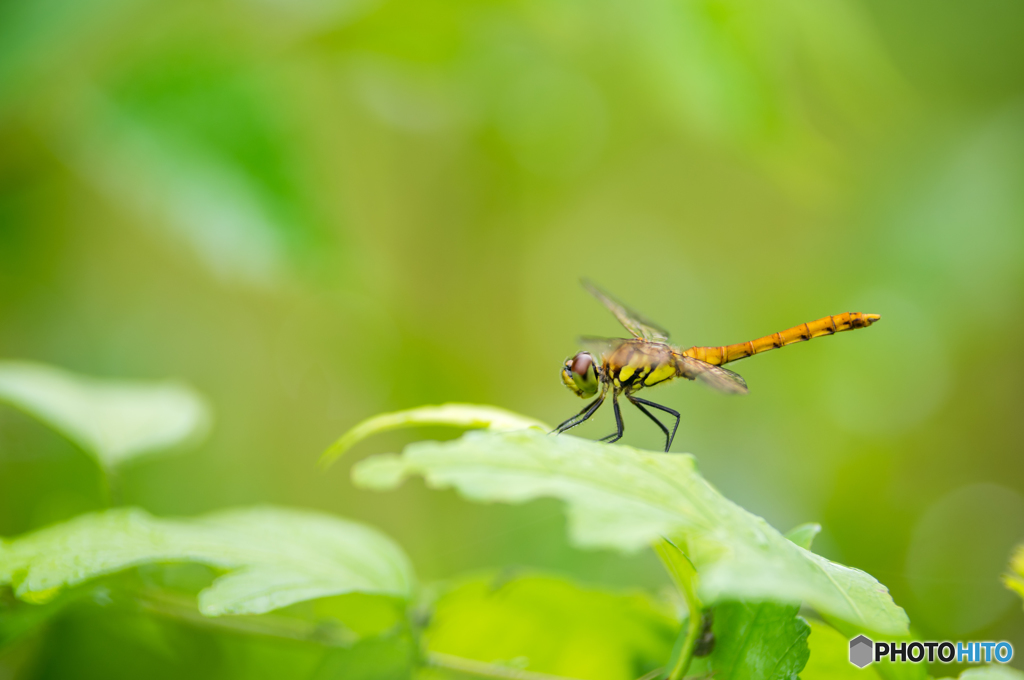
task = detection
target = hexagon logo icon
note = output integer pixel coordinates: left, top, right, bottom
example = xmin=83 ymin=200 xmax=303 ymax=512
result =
xmin=850 ymin=635 xmax=874 ymax=668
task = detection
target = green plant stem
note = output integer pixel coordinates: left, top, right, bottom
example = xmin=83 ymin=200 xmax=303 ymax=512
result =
xmin=132 ymin=589 xmax=357 ymax=646
xmin=655 ymin=538 xmax=703 ymax=680
xmin=426 ymin=651 xmax=583 ymax=680
xmin=98 ymin=465 xmax=121 ymax=507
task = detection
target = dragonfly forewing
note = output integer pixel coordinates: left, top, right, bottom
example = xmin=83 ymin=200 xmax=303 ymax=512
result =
xmin=581 ymin=280 xmax=671 ymax=343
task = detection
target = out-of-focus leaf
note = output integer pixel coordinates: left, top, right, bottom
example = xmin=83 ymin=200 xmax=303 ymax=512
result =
xmin=424 ymin=573 xmax=675 ymax=680
xmin=308 ymin=630 xmax=417 ymax=680
xmin=19 ymin=597 xmax=415 ymax=680
xmin=321 ymin=404 xmax=548 ymax=467
xmin=1002 ymin=543 xmax=1024 ymax=605
xmin=0 ymin=360 xmax=210 ymax=469
xmin=688 ymin=602 xmax=809 ymax=680
xmin=784 ymin=523 xmax=821 ymax=550
xmin=622 ymin=0 xmax=907 ymax=195
xmin=353 ymin=427 xmax=908 ymax=635
xmin=800 ymin=619 xmax=881 ymax=680
xmin=0 ymin=506 xmax=414 ymax=615
xmin=72 ymin=49 xmax=327 ymax=286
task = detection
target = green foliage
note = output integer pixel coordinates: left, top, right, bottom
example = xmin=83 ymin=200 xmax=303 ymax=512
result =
xmin=0 ymin=360 xmax=210 ymax=470
xmin=687 ymin=602 xmax=809 ymax=680
xmin=425 ymin=572 xmax=675 ymax=680
xmin=0 ymin=393 xmax=977 ymax=680
xmin=353 ymin=424 xmax=908 ymax=635
xmin=0 ymin=506 xmax=413 ymax=614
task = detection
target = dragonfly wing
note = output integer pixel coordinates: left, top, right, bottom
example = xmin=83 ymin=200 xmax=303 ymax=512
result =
xmin=678 ymin=357 xmax=749 ymax=395
xmin=578 ymin=336 xmax=631 ymax=359
xmin=582 ymin=280 xmax=671 ymax=342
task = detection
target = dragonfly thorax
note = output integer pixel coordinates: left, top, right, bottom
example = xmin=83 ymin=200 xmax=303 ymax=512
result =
xmin=561 ymin=351 xmax=601 ymax=398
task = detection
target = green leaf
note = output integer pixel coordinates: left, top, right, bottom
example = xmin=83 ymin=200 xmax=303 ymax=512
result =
xmin=689 ymin=602 xmax=809 ymax=680
xmin=0 ymin=506 xmax=414 ymax=615
xmin=309 ymin=631 xmax=418 ymax=680
xmin=321 ymin=403 xmax=549 ymax=467
xmin=0 ymin=360 xmax=211 ymax=469
xmin=790 ymin=619 xmax=878 ymax=680
xmin=424 ymin=572 xmax=676 ymax=680
xmin=353 ymin=427 xmax=908 ymax=635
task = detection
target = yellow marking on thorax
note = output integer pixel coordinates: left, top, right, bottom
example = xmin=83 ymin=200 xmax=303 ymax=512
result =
xmin=643 ymin=361 xmax=675 ymax=386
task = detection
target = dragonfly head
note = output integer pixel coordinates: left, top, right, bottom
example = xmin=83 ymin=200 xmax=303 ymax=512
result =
xmin=561 ymin=351 xmax=600 ymax=398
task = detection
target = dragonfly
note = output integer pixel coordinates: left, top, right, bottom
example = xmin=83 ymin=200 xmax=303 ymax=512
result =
xmin=556 ymin=280 xmax=881 ymax=452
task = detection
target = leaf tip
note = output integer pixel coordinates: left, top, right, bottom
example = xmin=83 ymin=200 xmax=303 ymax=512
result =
xmin=784 ymin=523 xmax=822 ymax=551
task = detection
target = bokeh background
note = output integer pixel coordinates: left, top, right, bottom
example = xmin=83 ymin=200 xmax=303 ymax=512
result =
xmin=2 ymin=0 xmax=1023 ymax=667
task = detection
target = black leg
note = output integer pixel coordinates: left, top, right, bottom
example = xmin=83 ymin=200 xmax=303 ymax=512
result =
xmin=599 ymin=391 xmax=624 ymax=443
xmin=628 ymin=395 xmax=670 ymax=451
xmin=557 ymin=395 xmax=598 ymax=432
xmin=630 ymin=396 xmax=680 ymax=452
xmin=553 ymin=391 xmax=606 ymax=434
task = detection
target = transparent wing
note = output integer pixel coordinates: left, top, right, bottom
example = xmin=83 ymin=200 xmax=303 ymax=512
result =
xmin=578 ymin=336 xmax=631 ymax=359
xmin=582 ymin=280 xmax=671 ymax=343
xmin=678 ymin=356 xmax=749 ymax=395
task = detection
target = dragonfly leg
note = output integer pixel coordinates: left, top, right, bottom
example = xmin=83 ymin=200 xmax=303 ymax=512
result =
xmin=627 ymin=395 xmax=670 ymax=452
xmin=599 ymin=392 xmax=624 ymax=443
xmin=629 ymin=396 xmax=680 ymax=452
xmin=553 ymin=391 xmax=606 ymax=434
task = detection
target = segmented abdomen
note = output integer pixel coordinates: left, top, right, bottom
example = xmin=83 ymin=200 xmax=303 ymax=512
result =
xmin=682 ymin=312 xmax=880 ymax=366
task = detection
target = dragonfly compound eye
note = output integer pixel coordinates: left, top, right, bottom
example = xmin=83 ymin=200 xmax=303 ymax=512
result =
xmin=571 ymin=353 xmax=593 ymax=377
xmin=561 ymin=352 xmax=599 ymax=398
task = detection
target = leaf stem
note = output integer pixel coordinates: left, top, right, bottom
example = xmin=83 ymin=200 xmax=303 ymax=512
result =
xmin=655 ymin=538 xmax=703 ymax=680
xmin=98 ymin=466 xmax=116 ymax=507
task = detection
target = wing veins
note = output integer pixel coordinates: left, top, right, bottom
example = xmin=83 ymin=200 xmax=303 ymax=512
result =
xmin=582 ymin=280 xmax=671 ymax=343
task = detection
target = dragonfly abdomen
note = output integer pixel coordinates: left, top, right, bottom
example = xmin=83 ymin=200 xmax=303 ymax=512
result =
xmin=682 ymin=312 xmax=880 ymax=366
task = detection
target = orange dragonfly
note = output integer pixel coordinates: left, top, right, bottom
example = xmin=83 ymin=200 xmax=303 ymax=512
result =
xmin=556 ymin=281 xmax=880 ymax=451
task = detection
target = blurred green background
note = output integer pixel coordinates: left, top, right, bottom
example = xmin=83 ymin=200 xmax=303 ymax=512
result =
xmin=2 ymin=0 xmax=1023 ymax=666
